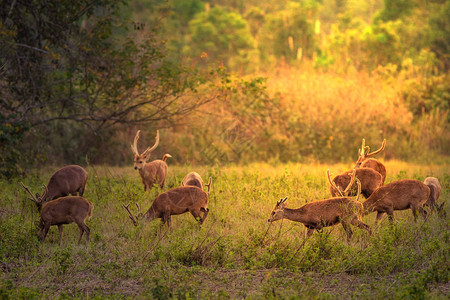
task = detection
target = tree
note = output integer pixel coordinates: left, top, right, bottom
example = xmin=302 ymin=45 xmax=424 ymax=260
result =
xmin=184 ymin=6 xmax=255 ymax=66
xmin=0 ymin=0 xmax=221 ymax=177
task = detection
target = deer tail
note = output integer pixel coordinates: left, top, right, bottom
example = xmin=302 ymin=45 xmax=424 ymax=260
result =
xmin=162 ymin=154 xmax=172 ymax=162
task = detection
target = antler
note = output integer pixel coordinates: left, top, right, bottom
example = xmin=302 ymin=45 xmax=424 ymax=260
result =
xmin=141 ymin=130 xmax=160 ymax=157
xmin=342 ymin=169 xmax=356 ymax=194
xmin=205 ymin=177 xmax=212 ymax=193
xmin=131 ymin=130 xmax=141 ymax=155
xmin=122 ymin=203 xmax=138 ymax=226
xmin=365 ymin=139 xmax=386 ymax=158
xmin=327 ymin=170 xmax=344 ymax=197
xmin=21 ymin=182 xmax=40 ymax=205
xmin=276 ymin=197 xmax=288 ymax=205
xmin=354 ymin=177 xmax=362 ymax=202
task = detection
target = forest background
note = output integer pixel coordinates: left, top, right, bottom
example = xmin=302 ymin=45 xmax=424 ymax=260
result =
xmin=1 ymin=0 xmax=449 ymax=176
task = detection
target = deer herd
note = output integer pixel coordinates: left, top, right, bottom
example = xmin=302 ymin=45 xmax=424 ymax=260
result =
xmin=20 ymin=132 xmax=444 ymax=245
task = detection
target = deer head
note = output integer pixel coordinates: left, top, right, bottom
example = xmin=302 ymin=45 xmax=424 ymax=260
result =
xmin=268 ymin=197 xmax=288 ymax=222
xmin=327 ymin=169 xmax=356 ymax=197
xmin=131 ymin=130 xmax=159 ymax=170
xmin=355 ymin=138 xmax=386 ymax=167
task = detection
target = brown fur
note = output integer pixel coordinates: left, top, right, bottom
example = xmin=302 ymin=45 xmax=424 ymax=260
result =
xmin=38 ymin=165 xmax=88 ymax=203
xmin=360 ymin=159 xmax=386 ymax=184
xmin=39 ymin=196 xmax=93 ymax=245
xmin=125 ymin=186 xmax=209 ymax=227
xmin=138 ymin=160 xmax=169 ymax=190
xmin=330 ymin=168 xmax=382 ymax=199
xmin=181 ymin=172 xmax=204 ymax=189
xmin=363 ymin=179 xmax=430 ymax=222
xmin=423 ymin=177 xmax=442 ymax=211
xmin=269 ymin=197 xmax=372 ymax=241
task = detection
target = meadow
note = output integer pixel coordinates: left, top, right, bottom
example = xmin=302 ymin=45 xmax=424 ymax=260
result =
xmin=0 ymin=160 xmax=448 ymax=299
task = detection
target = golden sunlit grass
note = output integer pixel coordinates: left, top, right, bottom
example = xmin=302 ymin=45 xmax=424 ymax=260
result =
xmin=1 ymin=161 xmax=448 ymax=298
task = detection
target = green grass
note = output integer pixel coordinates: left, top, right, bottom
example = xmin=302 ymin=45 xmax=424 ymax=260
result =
xmin=1 ymin=161 xmax=449 ymax=299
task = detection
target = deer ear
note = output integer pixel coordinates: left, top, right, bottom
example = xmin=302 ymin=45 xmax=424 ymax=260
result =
xmin=36 ymin=193 xmax=40 ymax=198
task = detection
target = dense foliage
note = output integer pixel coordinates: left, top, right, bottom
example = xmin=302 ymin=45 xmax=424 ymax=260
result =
xmin=1 ymin=0 xmax=449 ymax=176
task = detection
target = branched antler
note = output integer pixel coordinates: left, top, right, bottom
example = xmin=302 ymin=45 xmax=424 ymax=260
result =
xmin=122 ymin=203 xmax=138 ymax=226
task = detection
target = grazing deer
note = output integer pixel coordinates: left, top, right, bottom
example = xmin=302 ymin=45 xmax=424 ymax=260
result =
xmin=268 ymin=173 xmax=372 ymax=241
xmin=181 ymin=172 xmax=212 ymax=191
xmin=131 ymin=130 xmax=172 ymax=190
xmin=22 ymin=183 xmax=93 ymax=244
xmin=24 ymin=165 xmax=88 ymax=209
xmin=123 ymin=182 xmax=212 ymax=227
xmin=423 ymin=177 xmax=444 ymax=213
xmin=362 ymin=179 xmax=430 ymax=223
xmin=328 ymin=168 xmax=382 ymax=199
xmin=354 ymin=139 xmax=386 ymax=184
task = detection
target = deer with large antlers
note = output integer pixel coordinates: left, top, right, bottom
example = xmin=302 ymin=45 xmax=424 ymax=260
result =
xmin=123 ymin=181 xmax=212 ymax=227
xmin=22 ymin=183 xmax=93 ymax=244
xmin=268 ymin=171 xmax=372 ymax=241
xmin=354 ymin=139 xmax=386 ymax=184
xmin=328 ymin=168 xmax=382 ymax=199
xmin=20 ymin=165 xmax=88 ymax=210
xmin=131 ymin=130 xmax=172 ymax=190
xmin=362 ymin=179 xmax=430 ymax=223
xmin=181 ymin=172 xmax=212 ymax=191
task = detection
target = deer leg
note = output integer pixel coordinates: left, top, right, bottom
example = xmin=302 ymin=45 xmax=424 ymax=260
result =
xmin=58 ymin=225 xmax=64 ymax=246
xmin=306 ymin=228 xmax=315 ymax=238
xmin=76 ymin=220 xmax=90 ymax=244
xmin=341 ymin=222 xmax=353 ymax=242
xmin=351 ymin=218 xmax=373 ymax=236
xmin=374 ymin=211 xmax=385 ymax=224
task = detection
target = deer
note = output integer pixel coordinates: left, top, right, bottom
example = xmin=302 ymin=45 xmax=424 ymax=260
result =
xmin=328 ymin=168 xmax=383 ymax=199
xmin=131 ymin=130 xmax=172 ymax=190
xmin=362 ymin=179 xmax=430 ymax=223
xmin=21 ymin=183 xmax=93 ymax=245
xmin=181 ymin=172 xmax=212 ymax=191
xmin=423 ymin=177 xmax=444 ymax=213
xmin=123 ymin=181 xmax=212 ymax=228
xmin=23 ymin=165 xmax=88 ymax=210
xmin=354 ymin=139 xmax=386 ymax=184
xmin=268 ymin=171 xmax=372 ymax=241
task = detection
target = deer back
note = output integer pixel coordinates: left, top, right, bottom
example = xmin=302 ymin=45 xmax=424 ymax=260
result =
xmin=181 ymin=172 xmax=204 ymax=189
xmin=360 ymin=159 xmax=386 ymax=184
xmin=423 ymin=177 xmax=442 ymax=208
xmin=145 ymin=186 xmax=208 ymax=218
xmin=44 ymin=165 xmax=88 ymax=201
xmin=40 ymin=196 xmax=93 ymax=226
xmin=331 ymin=168 xmax=382 ymax=198
xmin=364 ymin=179 xmax=430 ymax=211
xmin=300 ymin=197 xmax=363 ymax=225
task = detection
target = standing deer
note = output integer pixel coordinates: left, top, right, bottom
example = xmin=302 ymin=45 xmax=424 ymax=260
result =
xmin=328 ymin=168 xmax=382 ymax=199
xmin=25 ymin=165 xmax=88 ymax=210
xmin=181 ymin=172 xmax=212 ymax=191
xmin=362 ymin=179 xmax=430 ymax=223
xmin=423 ymin=177 xmax=443 ymax=212
xmin=268 ymin=172 xmax=372 ymax=241
xmin=131 ymin=130 xmax=172 ymax=190
xmin=354 ymin=139 xmax=386 ymax=184
xmin=22 ymin=183 xmax=93 ymax=244
xmin=123 ymin=182 xmax=212 ymax=227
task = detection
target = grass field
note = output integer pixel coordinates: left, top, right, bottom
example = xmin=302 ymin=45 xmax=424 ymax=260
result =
xmin=1 ymin=161 xmax=449 ymax=299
